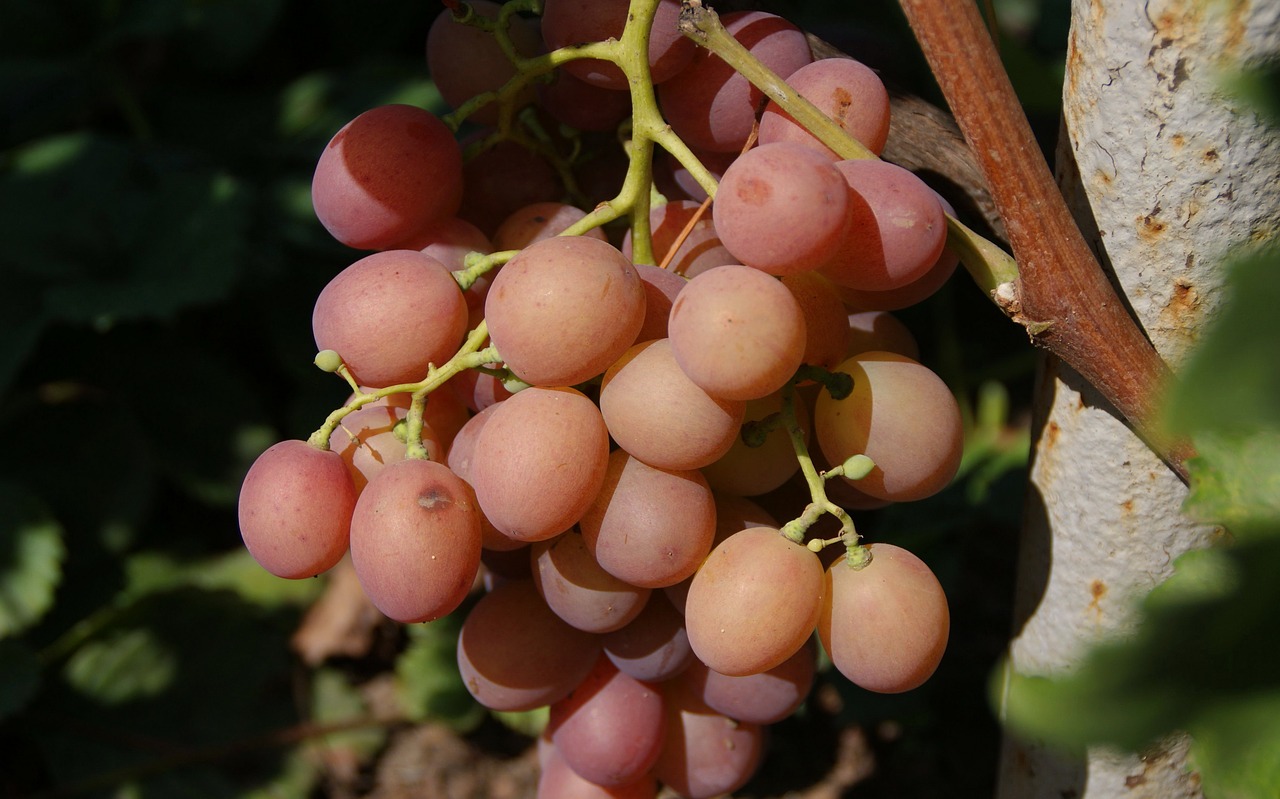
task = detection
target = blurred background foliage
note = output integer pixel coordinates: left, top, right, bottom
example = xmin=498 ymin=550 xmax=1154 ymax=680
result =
xmin=0 ymin=0 xmax=1070 ymax=796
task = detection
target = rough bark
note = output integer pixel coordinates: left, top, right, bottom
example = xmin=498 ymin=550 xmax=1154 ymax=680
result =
xmin=996 ymin=1 xmax=1280 ymax=797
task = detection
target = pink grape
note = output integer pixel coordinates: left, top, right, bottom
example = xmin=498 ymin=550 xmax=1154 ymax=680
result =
xmin=426 ymin=0 xmax=543 ymax=126
xmin=602 ymin=590 xmax=693 ymax=682
xmin=578 ymin=450 xmax=716 ymax=589
xmin=541 ymin=0 xmax=694 ymax=90
xmin=701 ymin=390 xmax=808 ymax=497
xmin=548 ymin=656 xmax=666 ymax=786
xmin=538 ymin=70 xmax=633 ymax=132
xmin=659 ymin=11 xmax=811 ymax=153
xmin=821 ymin=159 xmax=947 ymax=292
xmin=238 ymin=440 xmax=356 ymax=579
xmin=492 ymin=201 xmax=608 ymax=251
xmin=532 ymin=530 xmax=651 ymax=633
xmin=458 ymin=138 xmax=562 ymax=235
xmin=632 ymin=263 xmax=687 ymax=343
xmin=819 ymin=544 xmax=950 ymax=693
xmin=312 ymin=249 xmax=468 ymax=388
xmin=311 ymin=104 xmax=462 ymax=250
xmin=681 ymin=635 xmax=816 ymax=724
xmin=653 ymin=678 xmax=764 ymax=799
xmin=598 ymin=339 xmax=745 ymax=471
xmin=668 ymin=264 xmax=807 ymax=401
xmin=457 ymin=579 xmax=602 ymax=711
xmin=469 ymin=387 xmax=610 ymax=542
xmin=814 ymin=351 xmax=963 ymax=502
xmin=328 ymin=397 xmax=442 ymax=494
xmin=845 ymin=310 xmax=920 ymax=360
xmin=537 ymin=744 xmax=659 ymax=799
xmin=348 ymin=458 xmax=482 ymax=623
xmin=484 ymin=236 xmax=645 ymax=387
xmin=782 ymin=270 xmax=852 ymax=371
xmin=712 ymin=142 xmax=851 ymax=276
xmin=444 ymin=404 xmax=523 ymax=552
xmin=759 ymin=56 xmax=892 ymax=157
xmin=684 ymin=527 xmax=823 ymax=676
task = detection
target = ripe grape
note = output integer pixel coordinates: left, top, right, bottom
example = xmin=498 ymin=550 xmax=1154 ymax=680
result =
xmin=819 ymin=544 xmax=949 ymax=693
xmin=492 ymin=201 xmax=608 ymax=251
xmin=538 ymin=744 xmax=659 ymax=799
xmin=394 ymin=215 xmax=492 ymax=271
xmin=578 ymin=450 xmax=716 ymax=589
xmin=238 ymin=440 xmax=356 ymax=579
xmin=602 ymin=590 xmax=693 ymax=682
xmin=469 ymin=386 xmax=610 ymax=542
xmin=668 ymin=264 xmax=807 ymax=401
xmin=659 ymin=11 xmax=811 ymax=153
xmin=653 ymin=678 xmax=764 ymax=799
xmin=814 ymin=351 xmax=963 ymax=502
xmin=712 ymin=142 xmax=851 ymax=275
xmin=348 ymin=458 xmax=482 ymax=623
xmin=759 ymin=56 xmax=892 ymax=157
xmin=680 ymin=635 xmax=816 ymax=724
xmin=541 ymin=0 xmax=694 ymax=90
xmin=632 ymin=263 xmax=687 ymax=342
xmin=782 ymin=270 xmax=852 ymax=370
xmin=845 ymin=310 xmax=921 ymax=360
xmin=548 ymin=655 xmax=666 ymax=787
xmin=312 ymin=249 xmax=468 ymax=388
xmin=457 ymin=578 xmax=602 ymax=711
xmin=445 ymin=404 xmax=523 ymax=552
xmin=484 ymin=236 xmax=645 ymax=387
xmin=427 ymin=1 xmax=543 ymax=127
xmin=328 ymin=397 xmax=442 ymax=493
xmin=684 ymin=527 xmax=823 ymax=676
xmin=700 ymin=390 xmax=807 ymax=497
xmin=598 ymin=339 xmax=745 ymax=471
xmin=457 ymin=139 xmax=561 ymax=235
xmin=537 ymin=70 xmax=633 ymax=132
xmin=311 ymin=105 xmax=462 ymax=250
xmin=533 ymin=530 xmax=651 ymax=633
xmin=821 ymin=159 xmax=948 ymax=292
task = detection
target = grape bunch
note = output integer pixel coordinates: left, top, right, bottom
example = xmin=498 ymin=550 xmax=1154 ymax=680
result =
xmin=237 ymin=0 xmax=964 ymax=796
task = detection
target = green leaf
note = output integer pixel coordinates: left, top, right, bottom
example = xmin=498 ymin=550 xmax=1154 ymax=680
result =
xmin=0 ymin=639 xmax=42 ymax=719
xmin=1184 ymin=431 xmax=1280 ymax=539
xmin=1164 ymin=244 xmax=1280 ymax=441
xmin=63 ymin=626 xmax=178 ymax=704
xmin=310 ymin=667 xmax=386 ymax=760
xmin=1188 ymin=692 xmax=1280 ymax=799
xmin=998 ymin=539 xmax=1280 ymax=761
xmin=0 ymin=482 xmax=65 ymax=638
xmin=124 ymin=549 xmax=324 ymax=609
xmin=396 ymin=616 xmax=485 ymax=732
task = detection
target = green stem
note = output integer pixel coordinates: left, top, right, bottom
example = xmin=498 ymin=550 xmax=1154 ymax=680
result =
xmin=776 ymin=384 xmax=857 ymax=547
xmin=676 ymin=0 xmax=1020 ymax=303
xmin=308 ymin=322 xmax=499 ymax=451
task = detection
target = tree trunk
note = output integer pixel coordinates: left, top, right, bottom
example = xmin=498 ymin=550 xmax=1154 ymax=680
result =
xmin=996 ymin=0 xmax=1280 ymax=797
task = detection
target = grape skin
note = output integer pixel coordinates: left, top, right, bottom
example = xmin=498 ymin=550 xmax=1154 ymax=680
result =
xmin=819 ymin=544 xmax=950 ymax=693
xmin=814 ymin=351 xmax=963 ymax=502
xmin=759 ymin=56 xmax=893 ymax=157
xmin=668 ymin=264 xmax=807 ymax=402
xmin=348 ymin=458 xmax=482 ymax=623
xmin=684 ymin=527 xmax=823 ymax=676
xmin=238 ymin=440 xmax=356 ymax=580
xmin=548 ymin=655 xmax=666 ymax=787
xmin=457 ymin=579 xmax=602 ymax=712
xmin=532 ymin=529 xmax=652 ymax=634
xmin=712 ymin=142 xmax=852 ymax=276
xmin=599 ymin=339 xmax=745 ymax=472
xmin=469 ymin=386 xmax=610 ymax=542
xmin=311 ymin=250 xmax=468 ymax=388
xmin=484 ymin=236 xmax=646 ymax=388
xmin=426 ymin=0 xmax=543 ymax=127
xmin=311 ymin=104 xmax=462 ymax=251
xmin=579 ymin=450 xmax=716 ymax=589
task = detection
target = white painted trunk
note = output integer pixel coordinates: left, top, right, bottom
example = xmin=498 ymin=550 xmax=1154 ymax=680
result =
xmin=995 ymin=0 xmax=1280 ymax=797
